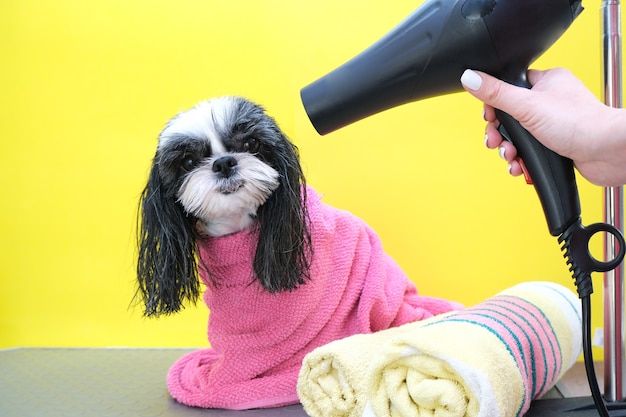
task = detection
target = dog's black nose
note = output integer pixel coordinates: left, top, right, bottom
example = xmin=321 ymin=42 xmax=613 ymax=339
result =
xmin=212 ymin=156 xmax=237 ymax=177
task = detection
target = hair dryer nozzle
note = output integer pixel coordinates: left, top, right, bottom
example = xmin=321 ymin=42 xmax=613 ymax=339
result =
xmin=301 ymin=0 xmax=582 ymax=135
xmin=301 ymin=0 xmax=481 ymax=135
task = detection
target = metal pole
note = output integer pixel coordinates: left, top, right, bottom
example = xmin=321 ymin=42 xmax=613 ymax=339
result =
xmin=601 ymin=0 xmax=625 ymax=403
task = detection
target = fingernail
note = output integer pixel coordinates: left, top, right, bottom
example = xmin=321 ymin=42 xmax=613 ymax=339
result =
xmin=499 ymin=147 xmax=506 ymax=160
xmin=461 ymin=69 xmax=483 ymax=91
xmin=484 ymin=133 xmax=489 ymax=147
xmin=507 ymin=163 xmax=513 ymax=175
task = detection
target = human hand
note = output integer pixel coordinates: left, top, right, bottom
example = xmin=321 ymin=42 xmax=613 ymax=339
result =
xmin=461 ymin=67 xmax=626 ymax=186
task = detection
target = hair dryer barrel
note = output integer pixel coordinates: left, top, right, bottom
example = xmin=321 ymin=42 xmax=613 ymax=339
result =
xmin=300 ymin=0 xmax=489 ymax=135
xmin=301 ymin=0 xmax=583 ymax=136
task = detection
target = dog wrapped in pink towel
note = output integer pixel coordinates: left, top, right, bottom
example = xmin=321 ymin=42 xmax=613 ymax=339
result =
xmin=166 ymin=186 xmax=461 ymax=409
xmin=136 ymin=97 xmax=461 ymax=410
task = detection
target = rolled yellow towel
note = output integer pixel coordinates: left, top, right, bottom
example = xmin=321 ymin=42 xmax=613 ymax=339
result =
xmin=297 ymin=281 xmax=582 ymax=417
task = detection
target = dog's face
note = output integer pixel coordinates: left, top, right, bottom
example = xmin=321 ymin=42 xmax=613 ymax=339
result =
xmin=137 ymin=96 xmax=311 ymax=316
xmin=156 ymin=96 xmax=284 ymax=237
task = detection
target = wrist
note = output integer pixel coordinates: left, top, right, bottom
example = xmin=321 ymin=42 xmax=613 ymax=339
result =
xmin=590 ymin=106 xmax=626 ymax=186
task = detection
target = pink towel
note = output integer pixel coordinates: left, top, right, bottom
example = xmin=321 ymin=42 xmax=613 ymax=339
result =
xmin=166 ymin=186 xmax=462 ymax=409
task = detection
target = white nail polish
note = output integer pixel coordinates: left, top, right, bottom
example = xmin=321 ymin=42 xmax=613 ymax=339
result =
xmin=499 ymin=147 xmax=506 ymax=160
xmin=507 ymin=163 xmax=513 ymax=175
xmin=461 ymin=69 xmax=483 ymax=91
xmin=484 ymin=134 xmax=489 ymax=147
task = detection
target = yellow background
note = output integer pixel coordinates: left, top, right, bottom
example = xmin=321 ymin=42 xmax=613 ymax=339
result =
xmin=0 ymin=0 xmax=617 ymax=361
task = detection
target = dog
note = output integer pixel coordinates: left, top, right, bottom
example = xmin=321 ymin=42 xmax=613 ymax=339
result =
xmin=137 ymin=96 xmax=311 ymax=317
xmin=135 ymin=96 xmax=460 ymax=409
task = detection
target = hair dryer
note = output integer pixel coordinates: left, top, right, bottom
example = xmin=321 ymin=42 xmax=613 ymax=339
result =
xmin=300 ymin=0 xmax=624 ymax=296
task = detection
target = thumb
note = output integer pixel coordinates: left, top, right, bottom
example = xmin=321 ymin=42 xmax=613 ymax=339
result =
xmin=460 ymin=69 xmax=527 ymax=116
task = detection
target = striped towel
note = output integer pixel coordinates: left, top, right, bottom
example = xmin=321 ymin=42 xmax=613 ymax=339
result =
xmin=297 ymin=281 xmax=582 ymax=417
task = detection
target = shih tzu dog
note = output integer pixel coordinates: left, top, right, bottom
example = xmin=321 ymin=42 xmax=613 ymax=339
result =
xmin=137 ymin=96 xmax=310 ymax=316
xmin=135 ymin=96 xmax=460 ymax=409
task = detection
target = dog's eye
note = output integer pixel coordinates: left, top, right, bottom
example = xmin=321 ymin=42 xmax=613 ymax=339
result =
xmin=182 ymin=156 xmax=198 ymax=172
xmin=243 ymin=137 xmax=260 ymax=153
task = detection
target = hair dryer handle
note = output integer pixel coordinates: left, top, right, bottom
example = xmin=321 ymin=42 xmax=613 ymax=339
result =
xmin=494 ymin=109 xmax=580 ymax=236
xmin=495 ymin=92 xmax=625 ymax=292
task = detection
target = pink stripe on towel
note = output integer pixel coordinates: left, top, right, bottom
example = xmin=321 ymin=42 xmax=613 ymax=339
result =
xmin=439 ymin=295 xmax=562 ymax=413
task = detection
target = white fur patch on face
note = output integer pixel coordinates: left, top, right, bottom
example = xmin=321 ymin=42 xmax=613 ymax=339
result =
xmin=158 ymin=97 xmax=238 ymax=155
xmin=156 ymin=96 xmax=283 ymax=237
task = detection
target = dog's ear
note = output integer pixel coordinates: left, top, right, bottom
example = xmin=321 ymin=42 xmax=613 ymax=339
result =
xmin=136 ymin=160 xmax=200 ymax=316
xmin=254 ymin=134 xmax=313 ymax=292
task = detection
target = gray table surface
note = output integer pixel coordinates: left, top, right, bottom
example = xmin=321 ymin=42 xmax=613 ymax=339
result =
xmin=3 ymin=347 xmax=599 ymax=417
xmin=0 ymin=348 xmax=308 ymax=417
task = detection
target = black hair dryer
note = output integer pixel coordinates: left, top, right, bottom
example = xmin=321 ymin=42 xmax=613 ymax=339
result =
xmin=301 ymin=0 xmax=625 ymax=296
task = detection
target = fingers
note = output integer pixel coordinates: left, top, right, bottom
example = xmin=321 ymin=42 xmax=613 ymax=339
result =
xmin=484 ymin=122 xmax=501 ymax=149
xmin=462 ymin=69 xmax=531 ymax=179
xmin=484 ymin=122 xmax=517 ymax=162
xmin=460 ymin=68 xmax=485 ymax=91
xmin=486 ymin=126 xmax=517 ymax=162
xmin=497 ymin=141 xmax=517 ymax=162
xmin=461 ymin=69 xmax=529 ymax=120
xmin=507 ymin=159 xmax=524 ymax=177
xmin=483 ymin=104 xmax=497 ymax=123
xmin=484 ymin=120 xmax=522 ymax=177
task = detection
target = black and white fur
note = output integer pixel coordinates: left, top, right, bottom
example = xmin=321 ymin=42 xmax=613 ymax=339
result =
xmin=136 ymin=97 xmax=312 ymax=317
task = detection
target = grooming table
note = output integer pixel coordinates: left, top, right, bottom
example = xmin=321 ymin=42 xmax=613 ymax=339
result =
xmin=0 ymin=347 xmax=596 ymax=417
xmin=0 ymin=348 xmax=307 ymax=417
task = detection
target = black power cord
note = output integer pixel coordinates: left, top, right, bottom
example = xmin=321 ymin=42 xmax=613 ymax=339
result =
xmin=559 ymin=222 xmax=616 ymax=417
xmin=581 ymin=294 xmax=611 ymax=417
